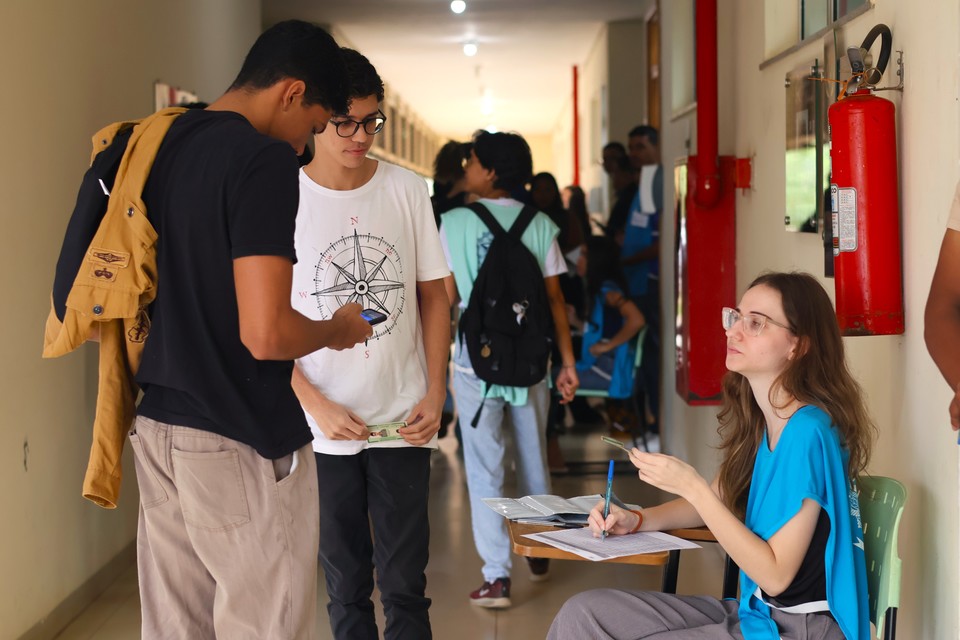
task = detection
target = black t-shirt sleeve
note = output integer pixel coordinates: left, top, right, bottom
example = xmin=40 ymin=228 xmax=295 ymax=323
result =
xmin=228 ymin=141 xmax=300 ymax=262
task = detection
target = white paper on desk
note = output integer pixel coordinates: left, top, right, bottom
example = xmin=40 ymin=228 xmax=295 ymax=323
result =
xmin=523 ymin=528 xmax=701 ymax=562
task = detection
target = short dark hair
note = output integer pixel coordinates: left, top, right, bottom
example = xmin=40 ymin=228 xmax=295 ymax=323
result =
xmin=340 ymin=48 xmax=384 ymax=108
xmin=628 ymin=125 xmax=659 ymax=147
xmin=229 ymin=20 xmax=348 ymax=114
xmin=602 ymin=141 xmax=627 ymax=157
xmin=472 ymin=130 xmax=533 ymax=192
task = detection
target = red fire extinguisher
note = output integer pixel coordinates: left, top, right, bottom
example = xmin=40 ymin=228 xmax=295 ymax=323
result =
xmin=828 ymin=24 xmax=904 ymax=336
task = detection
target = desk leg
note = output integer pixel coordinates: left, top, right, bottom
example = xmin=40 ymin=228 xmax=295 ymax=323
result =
xmin=883 ymin=608 xmax=897 ymax=640
xmin=661 ymin=550 xmax=680 ymax=593
xmin=721 ymin=554 xmax=739 ymax=599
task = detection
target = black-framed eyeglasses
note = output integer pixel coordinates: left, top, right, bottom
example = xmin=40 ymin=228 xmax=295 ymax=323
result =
xmin=721 ymin=307 xmax=793 ymax=336
xmin=330 ymin=110 xmax=386 ymax=138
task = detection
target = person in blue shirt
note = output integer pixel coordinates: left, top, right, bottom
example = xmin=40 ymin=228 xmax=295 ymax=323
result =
xmin=548 ymin=271 xmax=875 ymax=640
xmin=622 ymin=125 xmax=663 ymax=438
xmin=572 ymin=235 xmax=645 ymax=398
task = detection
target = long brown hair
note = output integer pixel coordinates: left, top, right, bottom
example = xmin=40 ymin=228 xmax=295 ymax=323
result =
xmin=716 ymin=272 xmax=876 ymax=518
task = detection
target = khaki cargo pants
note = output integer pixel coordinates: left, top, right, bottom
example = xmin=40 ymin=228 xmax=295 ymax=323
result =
xmin=128 ymin=416 xmax=319 ymax=639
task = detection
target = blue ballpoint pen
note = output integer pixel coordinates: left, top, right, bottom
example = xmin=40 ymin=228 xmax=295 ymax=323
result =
xmin=601 ymin=459 xmax=614 ymax=541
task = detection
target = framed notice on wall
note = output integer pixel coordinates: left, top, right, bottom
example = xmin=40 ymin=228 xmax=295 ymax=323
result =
xmin=154 ymin=81 xmax=199 ymax=110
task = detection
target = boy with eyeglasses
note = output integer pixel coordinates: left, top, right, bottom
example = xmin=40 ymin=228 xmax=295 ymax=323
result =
xmin=290 ymin=48 xmax=450 ymax=639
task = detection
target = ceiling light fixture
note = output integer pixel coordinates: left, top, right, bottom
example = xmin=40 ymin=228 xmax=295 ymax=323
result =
xmin=463 ymin=41 xmax=478 ymax=57
xmin=450 ymin=0 xmax=466 ymax=14
xmin=481 ymin=90 xmax=494 ymax=115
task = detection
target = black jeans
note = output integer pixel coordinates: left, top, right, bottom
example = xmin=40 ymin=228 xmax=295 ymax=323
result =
xmin=316 ymin=448 xmax=433 ymax=640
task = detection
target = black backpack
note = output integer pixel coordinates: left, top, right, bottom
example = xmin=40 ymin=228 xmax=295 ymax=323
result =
xmin=458 ymin=202 xmax=555 ymax=419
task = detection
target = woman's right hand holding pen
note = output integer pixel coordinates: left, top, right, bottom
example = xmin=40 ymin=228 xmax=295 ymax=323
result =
xmin=587 ymin=501 xmax=642 ymax=538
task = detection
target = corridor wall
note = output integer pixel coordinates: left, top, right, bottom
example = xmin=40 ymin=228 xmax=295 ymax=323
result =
xmin=0 ymin=2 xmax=260 ymax=637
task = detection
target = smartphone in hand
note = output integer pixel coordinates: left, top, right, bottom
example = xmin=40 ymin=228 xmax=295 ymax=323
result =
xmin=360 ymin=309 xmax=388 ymax=326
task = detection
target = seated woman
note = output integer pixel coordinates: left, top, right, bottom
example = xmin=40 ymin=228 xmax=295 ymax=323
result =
xmin=573 ymin=235 xmax=646 ymax=397
xmin=548 ymin=272 xmax=874 ymax=640
xmin=546 ymin=236 xmax=644 ymax=471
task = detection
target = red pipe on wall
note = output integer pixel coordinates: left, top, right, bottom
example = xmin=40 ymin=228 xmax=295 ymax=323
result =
xmin=694 ymin=0 xmax=720 ymax=207
xmin=572 ymin=65 xmax=580 ymax=186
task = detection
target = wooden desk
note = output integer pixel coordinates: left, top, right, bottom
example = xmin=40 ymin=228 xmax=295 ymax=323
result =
xmin=508 ymin=521 xmax=739 ymax=598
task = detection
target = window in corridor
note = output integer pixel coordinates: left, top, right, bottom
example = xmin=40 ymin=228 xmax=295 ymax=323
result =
xmin=764 ymin=0 xmax=872 ymax=63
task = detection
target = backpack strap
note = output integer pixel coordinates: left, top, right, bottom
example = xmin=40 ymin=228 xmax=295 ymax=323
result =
xmin=469 ymin=202 xmax=541 ymax=241
xmin=507 ymin=204 xmax=541 ymax=240
xmin=467 ymin=202 xmax=507 ymax=236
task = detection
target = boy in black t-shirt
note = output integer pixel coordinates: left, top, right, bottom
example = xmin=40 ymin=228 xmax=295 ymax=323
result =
xmin=119 ymin=21 xmax=372 ymax=638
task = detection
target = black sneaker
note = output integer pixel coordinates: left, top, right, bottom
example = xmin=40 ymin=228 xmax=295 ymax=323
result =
xmin=526 ymin=557 xmax=551 ymax=582
xmin=469 ymin=577 xmax=511 ymax=608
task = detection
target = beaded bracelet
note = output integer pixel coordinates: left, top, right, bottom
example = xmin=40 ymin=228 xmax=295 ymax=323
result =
xmin=628 ymin=509 xmax=644 ymax=534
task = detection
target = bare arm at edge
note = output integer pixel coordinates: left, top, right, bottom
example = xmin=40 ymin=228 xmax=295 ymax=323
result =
xmin=925 ymin=227 xmax=960 ymax=431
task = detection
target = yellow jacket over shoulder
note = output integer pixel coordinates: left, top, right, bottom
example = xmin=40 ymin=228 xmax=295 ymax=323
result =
xmin=43 ymin=108 xmax=185 ymax=508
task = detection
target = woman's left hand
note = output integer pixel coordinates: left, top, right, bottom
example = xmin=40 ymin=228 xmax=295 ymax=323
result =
xmin=628 ymin=449 xmax=709 ymax=501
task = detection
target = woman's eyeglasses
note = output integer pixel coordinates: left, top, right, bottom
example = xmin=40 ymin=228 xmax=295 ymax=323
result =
xmin=331 ymin=110 xmax=387 ymax=138
xmin=721 ymin=307 xmax=792 ymax=336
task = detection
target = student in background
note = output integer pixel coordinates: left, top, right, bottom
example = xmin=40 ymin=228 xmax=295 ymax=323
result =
xmin=601 ymin=141 xmax=638 ymax=241
xmin=549 ymin=272 xmax=874 ymax=640
xmin=440 ymin=130 xmax=579 ymax=608
xmin=291 ymin=49 xmax=450 ymax=640
xmin=571 ymin=236 xmax=645 ymax=398
xmin=531 ymin=172 xmax=582 ymax=254
xmin=621 ymin=125 xmax=663 ymax=438
xmin=430 ymin=139 xmax=473 ymax=439
xmin=431 ymin=139 xmax=471 ymax=226
xmin=562 ymin=184 xmax=594 ymax=241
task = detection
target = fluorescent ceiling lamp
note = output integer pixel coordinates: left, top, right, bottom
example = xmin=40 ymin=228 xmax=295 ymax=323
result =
xmin=481 ymin=94 xmax=494 ymax=115
xmin=463 ymin=41 xmax=478 ymax=57
xmin=450 ymin=0 xmax=466 ymax=14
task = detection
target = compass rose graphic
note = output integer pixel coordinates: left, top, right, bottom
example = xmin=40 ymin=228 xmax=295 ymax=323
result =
xmin=312 ymin=230 xmax=405 ymax=339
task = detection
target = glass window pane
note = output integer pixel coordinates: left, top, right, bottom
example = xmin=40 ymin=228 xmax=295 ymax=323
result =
xmin=801 ymin=0 xmax=828 ymax=39
xmin=835 ymin=0 xmax=867 ymax=19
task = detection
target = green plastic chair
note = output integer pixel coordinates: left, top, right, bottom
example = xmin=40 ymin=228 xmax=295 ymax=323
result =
xmin=857 ymin=475 xmax=907 ymax=640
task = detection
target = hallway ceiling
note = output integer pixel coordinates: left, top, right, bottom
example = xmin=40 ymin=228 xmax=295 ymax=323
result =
xmin=262 ymin=0 xmax=648 ymax=141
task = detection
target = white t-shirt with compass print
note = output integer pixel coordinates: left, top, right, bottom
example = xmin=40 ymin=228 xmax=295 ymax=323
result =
xmin=292 ymin=161 xmax=450 ymax=454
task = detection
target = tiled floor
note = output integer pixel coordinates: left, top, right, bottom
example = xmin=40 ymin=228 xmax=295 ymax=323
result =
xmin=53 ymin=423 xmax=726 ymax=639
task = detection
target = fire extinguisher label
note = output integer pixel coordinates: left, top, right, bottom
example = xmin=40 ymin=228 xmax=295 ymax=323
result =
xmin=835 ymin=186 xmax=858 ymax=253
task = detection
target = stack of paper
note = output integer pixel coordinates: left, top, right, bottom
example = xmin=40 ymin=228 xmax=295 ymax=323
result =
xmin=524 ymin=527 xmax=702 ymax=562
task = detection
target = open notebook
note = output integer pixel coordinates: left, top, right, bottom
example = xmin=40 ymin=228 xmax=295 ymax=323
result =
xmin=482 ymin=493 xmax=636 ymax=526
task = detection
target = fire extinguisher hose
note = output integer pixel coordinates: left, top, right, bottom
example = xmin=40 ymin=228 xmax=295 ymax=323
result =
xmin=859 ymin=24 xmax=892 ymax=85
